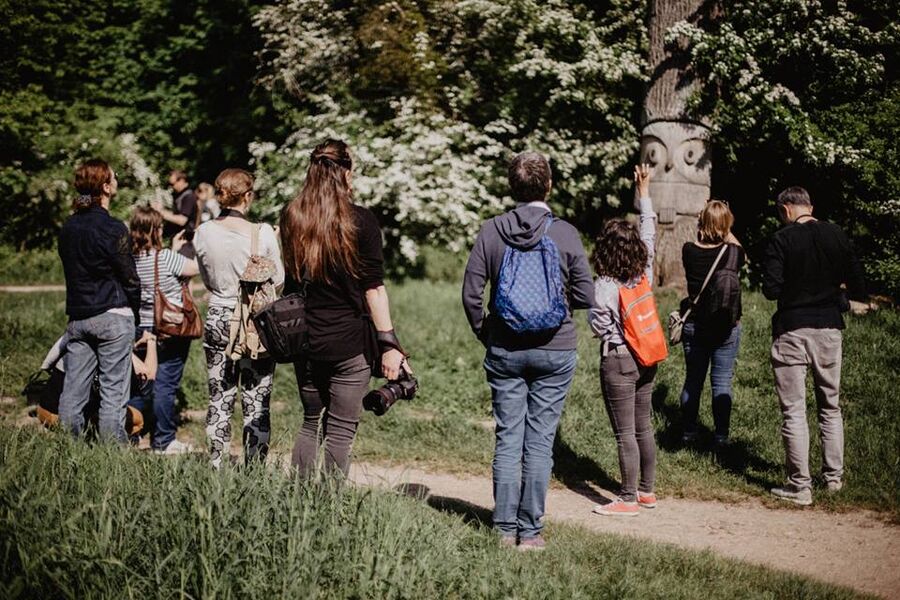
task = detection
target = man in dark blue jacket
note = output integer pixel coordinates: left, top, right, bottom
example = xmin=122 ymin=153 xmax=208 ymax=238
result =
xmin=58 ymin=158 xmax=141 ymax=443
xmin=462 ymin=151 xmax=595 ymax=551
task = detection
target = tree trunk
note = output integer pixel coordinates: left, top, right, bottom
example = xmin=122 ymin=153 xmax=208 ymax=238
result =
xmin=639 ymin=0 xmax=715 ymax=288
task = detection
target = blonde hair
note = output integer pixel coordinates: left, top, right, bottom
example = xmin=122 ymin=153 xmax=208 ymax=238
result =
xmin=697 ymin=200 xmax=734 ymax=244
xmin=215 ymin=168 xmax=254 ymax=208
xmin=197 ymin=182 xmax=215 ymax=199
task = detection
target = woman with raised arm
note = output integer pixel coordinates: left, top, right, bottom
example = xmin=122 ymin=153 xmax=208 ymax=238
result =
xmin=280 ymin=139 xmax=410 ymax=478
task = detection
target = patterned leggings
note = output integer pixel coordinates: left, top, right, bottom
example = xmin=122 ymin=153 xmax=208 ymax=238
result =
xmin=204 ymin=306 xmax=274 ymax=468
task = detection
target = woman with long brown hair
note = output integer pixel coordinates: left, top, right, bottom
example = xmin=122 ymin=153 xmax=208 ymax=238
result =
xmin=280 ymin=139 xmax=409 ymax=477
xmin=128 ymin=206 xmax=199 ymax=453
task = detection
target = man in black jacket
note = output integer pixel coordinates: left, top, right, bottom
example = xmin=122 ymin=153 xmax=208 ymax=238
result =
xmin=58 ymin=159 xmax=141 ymax=443
xmin=763 ymin=186 xmax=866 ymax=505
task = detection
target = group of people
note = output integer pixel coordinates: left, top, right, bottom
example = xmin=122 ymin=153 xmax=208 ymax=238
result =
xmin=52 ymin=144 xmax=864 ymax=552
xmin=55 ymin=140 xmax=408 ymax=477
xmin=462 ymin=152 xmax=865 ymax=549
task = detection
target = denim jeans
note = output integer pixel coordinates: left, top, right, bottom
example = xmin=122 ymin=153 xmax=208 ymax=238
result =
xmin=679 ymin=321 xmax=742 ymax=439
xmin=483 ymin=346 xmax=577 ymax=539
xmin=59 ymin=311 xmax=134 ymax=443
xmin=128 ymin=329 xmax=190 ymax=450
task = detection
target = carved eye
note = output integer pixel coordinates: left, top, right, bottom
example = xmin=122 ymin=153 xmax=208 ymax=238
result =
xmin=680 ymin=139 xmax=705 ymax=167
xmin=642 ymin=139 xmax=666 ymax=168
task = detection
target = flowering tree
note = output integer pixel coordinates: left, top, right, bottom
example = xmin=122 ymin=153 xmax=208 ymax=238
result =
xmin=672 ymin=0 xmax=900 ymax=293
xmin=253 ymin=0 xmax=647 ymax=267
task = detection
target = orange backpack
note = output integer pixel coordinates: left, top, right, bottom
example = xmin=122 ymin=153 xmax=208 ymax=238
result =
xmin=619 ymin=275 xmax=668 ymax=367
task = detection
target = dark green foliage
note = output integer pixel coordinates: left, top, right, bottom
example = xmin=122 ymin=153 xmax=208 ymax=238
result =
xmin=0 ymin=0 xmax=281 ymax=249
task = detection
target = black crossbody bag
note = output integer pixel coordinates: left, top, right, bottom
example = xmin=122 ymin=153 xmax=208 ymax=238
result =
xmin=252 ymin=271 xmax=312 ymax=364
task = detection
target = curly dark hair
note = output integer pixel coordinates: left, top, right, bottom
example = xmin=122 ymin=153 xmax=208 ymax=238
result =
xmin=591 ymin=218 xmax=648 ymax=282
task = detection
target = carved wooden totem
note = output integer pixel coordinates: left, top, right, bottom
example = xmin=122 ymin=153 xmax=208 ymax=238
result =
xmin=637 ymin=0 xmax=714 ymax=288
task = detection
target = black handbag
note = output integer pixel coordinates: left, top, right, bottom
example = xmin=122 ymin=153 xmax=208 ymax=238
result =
xmin=252 ymin=271 xmax=312 ymax=363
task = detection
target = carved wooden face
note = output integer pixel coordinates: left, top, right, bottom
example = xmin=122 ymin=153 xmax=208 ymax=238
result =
xmin=637 ymin=121 xmax=711 ymax=218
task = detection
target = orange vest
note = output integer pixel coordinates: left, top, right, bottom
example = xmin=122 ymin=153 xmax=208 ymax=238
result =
xmin=619 ymin=275 xmax=668 ymax=367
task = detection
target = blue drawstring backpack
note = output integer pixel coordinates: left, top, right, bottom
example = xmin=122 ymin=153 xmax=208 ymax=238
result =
xmin=494 ymin=217 xmax=568 ymax=333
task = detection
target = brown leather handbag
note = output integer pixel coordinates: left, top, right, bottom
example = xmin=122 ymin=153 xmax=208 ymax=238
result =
xmin=153 ymin=251 xmax=203 ymax=339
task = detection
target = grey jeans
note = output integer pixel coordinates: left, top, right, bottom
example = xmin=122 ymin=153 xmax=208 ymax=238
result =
xmin=771 ymin=328 xmax=844 ymax=491
xmin=59 ymin=311 xmax=135 ymax=443
xmin=600 ymin=346 xmax=658 ymax=502
xmin=292 ymin=353 xmax=371 ymax=477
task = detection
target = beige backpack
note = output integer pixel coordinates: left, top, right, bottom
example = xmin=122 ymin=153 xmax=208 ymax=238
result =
xmin=225 ymin=224 xmax=278 ymax=360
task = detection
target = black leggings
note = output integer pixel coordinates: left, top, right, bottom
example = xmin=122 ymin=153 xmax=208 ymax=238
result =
xmin=292 ymin=353 xmax=371 ymax=477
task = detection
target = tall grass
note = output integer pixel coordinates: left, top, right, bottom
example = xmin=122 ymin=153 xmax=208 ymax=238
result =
xmin=0 ymin=427 xmax=861 ymax=599
xmin=1 ymin=280 xmax=897 ymax=516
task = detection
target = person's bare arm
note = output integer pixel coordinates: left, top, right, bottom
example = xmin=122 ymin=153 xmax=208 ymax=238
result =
xmin=171 ymin=232 xmax=200 ymax=276
xmin=151 ymin=199 xmax=188 ymax=226
xmin=364 ymin=285 xmax=408 ymax=380
xmin=133 ymin=331 xmax=158 ymax=381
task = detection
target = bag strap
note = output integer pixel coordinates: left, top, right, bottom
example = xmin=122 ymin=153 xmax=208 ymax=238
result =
xmin=153 ymin=250 xmax=161 ymax=293
xmin=250 ymin=223 xmax=260 ymax=257
xmin=683 ymin=244 xmax=728 ymax=321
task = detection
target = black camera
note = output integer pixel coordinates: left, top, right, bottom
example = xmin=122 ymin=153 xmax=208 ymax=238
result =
xmin=363 ymin=370 xmax=418 ymax=416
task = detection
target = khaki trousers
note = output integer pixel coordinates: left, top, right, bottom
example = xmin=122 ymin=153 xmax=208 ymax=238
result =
xmin=770 ymin=328 xmax=844 ymax=491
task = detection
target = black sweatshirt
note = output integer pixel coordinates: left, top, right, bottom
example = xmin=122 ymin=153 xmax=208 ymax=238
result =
xmin=762 ymin=219 xmax=866 ymax=338
xmin=58 ymin=206 xmax=141 ymax=321
xmin=462 ymin=204 xmax=595 ymax=351
xmin=283 ymin=205 xmax=384 ymax=362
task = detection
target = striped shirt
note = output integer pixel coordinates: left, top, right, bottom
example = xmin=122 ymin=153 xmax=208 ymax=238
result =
xmin=134 ymin=249 xmax=187 ymax=328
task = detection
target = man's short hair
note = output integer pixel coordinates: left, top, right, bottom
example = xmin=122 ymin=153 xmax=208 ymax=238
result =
xmin=508 ymin=152 xmax=551 ymax=203
xmin=169 ymin=169 xmax=188 ymax=183
xmin=776 ymin=186 xmax=812 ymax=207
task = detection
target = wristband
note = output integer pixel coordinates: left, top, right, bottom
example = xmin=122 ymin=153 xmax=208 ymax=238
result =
xmin=376 ymin=329 xmax=408 ymax=357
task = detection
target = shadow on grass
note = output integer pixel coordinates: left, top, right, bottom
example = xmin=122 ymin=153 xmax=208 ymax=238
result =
xmin=392 ymin=482 xmax=494 ymax=529
xmin=552 ymin=433 xmax=619 ymax=506
xmin=652 ymin=383 xmax=779 ymax=490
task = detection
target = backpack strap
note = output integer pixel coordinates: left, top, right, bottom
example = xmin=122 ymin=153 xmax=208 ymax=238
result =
xmin=682 ymin=244 xmax=728 ymax=322
xmin=153 ymin=250 xmax=160 ymax=293
xmin=250 ymin=223 xmax=260 ymax=257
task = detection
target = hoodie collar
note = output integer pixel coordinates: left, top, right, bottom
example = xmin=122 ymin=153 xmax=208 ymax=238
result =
xmin=517 ymin=200 xmax=552 ymax=213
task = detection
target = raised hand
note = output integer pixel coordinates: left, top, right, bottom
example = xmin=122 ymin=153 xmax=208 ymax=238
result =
xmin=634 ymin=163 xmax=652 ymax=198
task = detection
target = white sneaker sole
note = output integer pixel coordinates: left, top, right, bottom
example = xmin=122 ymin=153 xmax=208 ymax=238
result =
xmin=771 ymin=492 xmax=812 ymax=506
xmin=592 ymin=505 xmax=640 ymax=517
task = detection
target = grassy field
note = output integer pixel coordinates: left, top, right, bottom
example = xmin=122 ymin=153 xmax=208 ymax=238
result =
xmin=0 ymin=246 xmax=63 ymax=286
xmin=0 ymin=426 xmax=864 ymax=599
xmin=1 ymin=280 xmax=897 ymax=517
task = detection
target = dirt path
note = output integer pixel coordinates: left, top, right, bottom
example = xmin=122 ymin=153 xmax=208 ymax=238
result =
xmin=348 ymin=461 xmax=900 ymax=599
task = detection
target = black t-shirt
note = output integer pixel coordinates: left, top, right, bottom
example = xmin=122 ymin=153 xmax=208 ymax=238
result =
xmin=283 ymin=205 xmax=385 ymax=361
xmin=163 ymin=188 xmax=198 ymax=238
xmin=681 ymin=243 xmax=745 ymax=334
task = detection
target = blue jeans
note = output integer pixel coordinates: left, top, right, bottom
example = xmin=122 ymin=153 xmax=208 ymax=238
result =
xmin=130 ymin=333 xmax=190 ymax=450
xmin=679 ymin=321 xmax=742 ymax=439
xmin=59 ymin=311 xmax=134 ymax=443
xmin=483 ymin=346 xmax=577 ymax=539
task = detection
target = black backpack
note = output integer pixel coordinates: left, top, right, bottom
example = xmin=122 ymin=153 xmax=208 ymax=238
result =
xmin=701 ymin=246 xmax=742 ymax=326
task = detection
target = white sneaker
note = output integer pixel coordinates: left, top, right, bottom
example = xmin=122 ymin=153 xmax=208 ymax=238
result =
xmin=770 ymin=486 xmax=813 ymax=506
xmin=826 ymin=480 xmax=843 ymax=493
xmin=155 ymin=439 xmax=195 ymax=455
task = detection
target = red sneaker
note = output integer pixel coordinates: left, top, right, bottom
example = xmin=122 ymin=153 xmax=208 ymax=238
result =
xmin=592 ymin=500 xmax=639 ymax=516
xmin=637 ymin=492 xmax=658 ymax=509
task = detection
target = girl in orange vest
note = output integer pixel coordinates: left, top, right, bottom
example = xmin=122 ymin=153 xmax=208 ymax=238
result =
xmin=589 ymin=164 xmax=666 ymax=516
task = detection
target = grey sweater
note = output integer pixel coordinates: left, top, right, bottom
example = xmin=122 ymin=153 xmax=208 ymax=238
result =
xmin=462 ymin=203 xmax=595 ymax=351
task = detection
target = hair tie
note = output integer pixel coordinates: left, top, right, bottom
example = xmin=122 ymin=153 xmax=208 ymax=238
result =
xmin=78 ymin=194 xmax=93 ymax=202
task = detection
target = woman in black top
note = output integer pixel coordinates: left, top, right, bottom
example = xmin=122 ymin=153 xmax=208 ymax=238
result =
xmin=280 ymin=139 xmax=410 ymax=477
xmin=678 ymin=200 xmax=744 ymax=446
